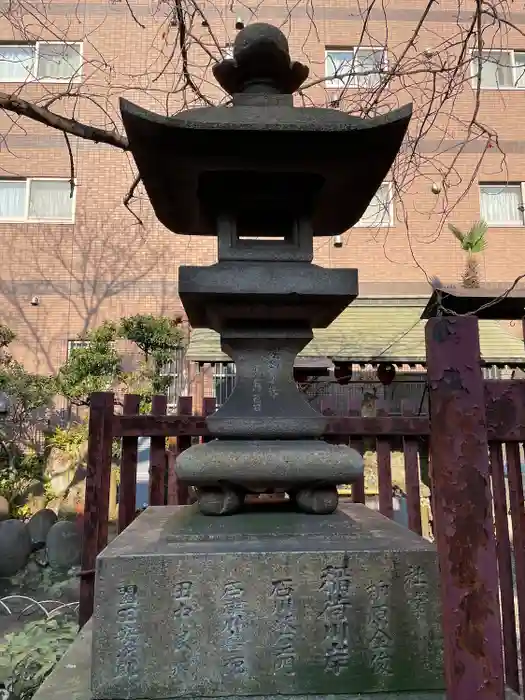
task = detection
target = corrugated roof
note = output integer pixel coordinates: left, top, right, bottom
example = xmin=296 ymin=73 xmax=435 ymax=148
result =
xmin=186 ymin=303 xmax=525 ymax=366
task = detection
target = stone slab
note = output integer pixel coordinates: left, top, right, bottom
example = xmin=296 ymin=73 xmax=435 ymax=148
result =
xmin=174 ymin=440 xmax=363 ymax=486
xmin=92 ymin=504 xmax=445 ymax=699
xmin=32 ymin=623 xmax=521 ymax=700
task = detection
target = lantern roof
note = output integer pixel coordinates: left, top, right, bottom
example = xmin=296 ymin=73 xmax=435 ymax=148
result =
xmin=120 ymin=22 xmax=412 ymax=237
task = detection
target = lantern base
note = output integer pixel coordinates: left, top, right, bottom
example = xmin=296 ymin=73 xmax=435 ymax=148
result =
xmin=174 ymin=438 xmax=363 ymax=516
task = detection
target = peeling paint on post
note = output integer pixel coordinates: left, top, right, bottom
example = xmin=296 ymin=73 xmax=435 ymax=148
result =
xmin=425 ymin=316 xmax=504 ymax=700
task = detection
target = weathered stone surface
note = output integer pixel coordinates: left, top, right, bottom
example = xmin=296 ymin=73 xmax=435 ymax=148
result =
xmin=175 ymin=440 xmax=363 ymax=488
xmin=92 ymin=504 xmax=444 ymax=699
xmin=46 ymin=520 xmax=82 ymax=570
xmin=0 ymin=518 xmax=31 ymax=577
xmin=27 ymin=508 xmax=58 ymax=549
xmin=32 ymin=621 xmax=522 ymax=700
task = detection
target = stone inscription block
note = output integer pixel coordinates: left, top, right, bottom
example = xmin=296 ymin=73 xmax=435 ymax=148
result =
xmin=91 ymin=505 xmax=445 ymax=699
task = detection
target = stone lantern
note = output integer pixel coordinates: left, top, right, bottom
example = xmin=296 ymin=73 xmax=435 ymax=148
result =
xmin=120 ymin=23 xmax=412 ymax=516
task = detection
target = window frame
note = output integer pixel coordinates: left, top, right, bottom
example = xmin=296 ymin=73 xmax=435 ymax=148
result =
xmin=213 ymin=362 xmax=236 ymax=408
xmin=325 ymin=46 xmax=387 ymax=90
xmin=0 ymin=40 xmax=83 ymax=84
xmin=479 ymin=182 xmax=525 ymax=227
xmin=354 ymin=181 xmax=394 ymax=228
xmin=469 ymin=48 xmax=525 ymax=90
xmin=67 ymin=339 xmax=89 ymax=358
xmin=0 ymin=176 xmax=76 ymax=224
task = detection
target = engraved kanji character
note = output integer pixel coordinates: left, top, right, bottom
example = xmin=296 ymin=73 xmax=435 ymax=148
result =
xmin=173 ymin=581 xmax=192 ymax=600
xmin=223 ymin=581 xmax=243 ymax=599
xmin=116 ymin=607 xmax=138 ymax=623
xmin=275 ymin=651 xmax=295 ymax=673
xmin=117 ymin=584 xmax=138 ymax=604
xmin=271 ymin=579 xmax=294 ymax=598
xmin=325 ymin=645 xmax=349 ymax=676
xmin=225 ymin=656 xmax=246 ymax=674
xmin=404 ymin=565 xmax=427 ymax=589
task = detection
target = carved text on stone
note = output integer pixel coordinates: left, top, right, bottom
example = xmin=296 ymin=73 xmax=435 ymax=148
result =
xmin=270 ymin=578 xmax=297 ymax=675
xmin=365 ymin=580 xmax=393 ymax=679
xmin=171 ymin=580 xmax=195 ymax=681
xmin=319 ymin=562 xmax=353 ymax=675
xmin=115 ymin=584 xmax=140 ymax=681
xmin=221 ymin=581 xmax=248 ymax=677
xmin=404 ymin=565 xmax=436 ymax=670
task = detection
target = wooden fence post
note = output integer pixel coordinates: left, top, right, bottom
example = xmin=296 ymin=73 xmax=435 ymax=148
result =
xmin=79 ymin=392 xmax=114 ymax=628
xmin=401 ymin=401 xmax=422 ymax=536
xmin=119 ymin=394 xmax=140 ymax=533
xmin=167 ymin=396 xmax=193 ymax=505
xmin=425 ymin=316 xmax=504 ymax=700
xmin=349 ymin=398 xmax=365 ymax=504
xmin=149 ymin=394 xmax=168 ymax=506
xmin=376 ymin=400 xmax=393 ymax=519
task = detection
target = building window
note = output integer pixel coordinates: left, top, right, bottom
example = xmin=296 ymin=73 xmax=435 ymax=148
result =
xmin=0 ymin=42 xmax=82 ymax=82
xmin=159 ymin=347 xmax=186 ymax=408
xmin=224 ymin=44 xmax=233 ymax=59
xmin=67 ymin=339 xmax=89 ymax=358
xmin=480 ymin=183 xmax=525 ymax=226
xmin=471 ymin=49 xmax=525 ymax=89
xmin=355 ymin=182 xmax=393 ymax=227
xmin=0 ymin=178 xmax=75 ymax=222
xmin=325 ymin=47 xmax=386 ymax=89
xmin=213 ymin=362 xmax=236 ymax=408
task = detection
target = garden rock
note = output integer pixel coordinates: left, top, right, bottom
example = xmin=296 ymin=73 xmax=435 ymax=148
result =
xmin=0 ymin=495 xmax=8 ymax=521
xmin=26 ymin=508 xmax=58 ymax=550
xmin=46 ymin=520 xmax=82 ymax=570
xmin=0 ymin=519 xmax=31 ymax=577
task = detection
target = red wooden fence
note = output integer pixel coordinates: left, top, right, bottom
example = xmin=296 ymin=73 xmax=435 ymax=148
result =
xmin=80 ymin=316 xmax=525 ymax=700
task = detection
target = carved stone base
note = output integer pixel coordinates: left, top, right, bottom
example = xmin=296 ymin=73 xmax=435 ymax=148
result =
xmin=196 ymin=484 xmax=341 ymax=516
xmin=90 ymin=505 xmax=445 ymax=699
xmin=175 ymin=439 xmax=363 ymax=505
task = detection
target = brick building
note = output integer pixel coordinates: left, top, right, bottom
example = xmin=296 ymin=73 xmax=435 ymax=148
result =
xmin=0 ymin=0 xmax=523 ymax=407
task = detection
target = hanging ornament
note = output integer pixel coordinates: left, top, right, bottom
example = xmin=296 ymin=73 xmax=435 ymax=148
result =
xmin=377 ymin=363 xmax=396 ymax=386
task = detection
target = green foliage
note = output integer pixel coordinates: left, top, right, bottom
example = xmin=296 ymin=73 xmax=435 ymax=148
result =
xmin=0 ymin=451 xmax=48 ymax=518
xmin=56 ymin=322 xmax=121 ymax=405
xmin=0 ymin=323 xmax=16 ymax=349
xmin=119 ymin=314 xmax=184 ymax=364
xmin=56 ymin=315 xmax=185 ymax=405
xmin=0 ymin=359 xmax=55 ymax=417
xmin=448 ymin=219 xmax=488 ymax=253
xmin=0 ymin=345 xmax=55 ymax=517
xmin=448 ymin=219 xmax=488 ymax=288
xmin=0 ymin=617 xmax=78 ymax=700
xmin=47 ymin=423 xmax=88 ymax=458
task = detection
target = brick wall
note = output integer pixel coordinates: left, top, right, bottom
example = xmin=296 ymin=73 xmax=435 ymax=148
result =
xmin=0 ymin=0 xmax=523 ymax=374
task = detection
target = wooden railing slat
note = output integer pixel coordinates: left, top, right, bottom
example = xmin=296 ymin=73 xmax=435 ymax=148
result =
xmin=149 ymin=395 xmax=168 ymax=506
xmin=506 ymin=441 xmax=525 ymax=694
xmin=118 ymin=394 xmax=140 ymax=534
xmin=167 ymin=396 xmax=193 ymax=505
xmin=489 ymin=442 xmax=520 ymax=693
xmin=79 ymin=391 xmax=114 ymax=628
xmin=376 ymin=438 xmax=393 ymax=519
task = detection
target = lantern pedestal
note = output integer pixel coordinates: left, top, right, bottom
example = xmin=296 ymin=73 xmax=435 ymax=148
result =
xmin=176 ymin=259 xmax=362 ymax=515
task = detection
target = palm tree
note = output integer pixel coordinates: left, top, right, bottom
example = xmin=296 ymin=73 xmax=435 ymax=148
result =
xmin=448 ymin=219 xmax=488 ymax=288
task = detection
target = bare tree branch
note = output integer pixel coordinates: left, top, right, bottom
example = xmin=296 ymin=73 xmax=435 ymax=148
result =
xmin=0 ymin=90 xmax=128 ymax=149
